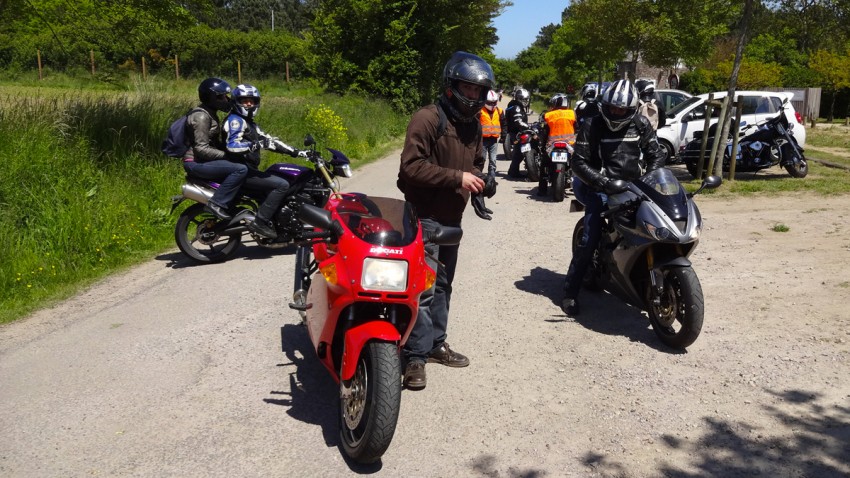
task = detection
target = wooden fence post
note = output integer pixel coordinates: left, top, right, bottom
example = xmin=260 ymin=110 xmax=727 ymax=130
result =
xmin=727 ymin=99 xmax=743 ymax=182
xmin=286 ymin=61 xmax=290 ymax=83
xmin=175 ymin=55 xmax=180 ymax=80
xmin=90 ymin=50 xmax=95 ymax=75
xmin=141 ymin=57 xmax=147 ymax=80
xmin=37 ymin=49 xmax=43 ymax=80
xmin=238 ymin=60 xmax=242 ymax=84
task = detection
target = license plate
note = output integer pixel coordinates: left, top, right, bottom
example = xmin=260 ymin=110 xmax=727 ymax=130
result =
xmin=551 ymin=151 xmax=569 ymax=163
xmin=520 ymin=143 xmax=531 ymax=153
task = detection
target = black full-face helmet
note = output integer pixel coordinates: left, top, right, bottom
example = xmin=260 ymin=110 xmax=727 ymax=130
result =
xmin=441 ymin=51 xmax=495 ymax=120
xmin=635 ymin=79 xmax=655 ymax=101
xmin=198 ymin=77 xmax=232 ymax=112
xmin=599 ymin=79 xmax=639 ymax=131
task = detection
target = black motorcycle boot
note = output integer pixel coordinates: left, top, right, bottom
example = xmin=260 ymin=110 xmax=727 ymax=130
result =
xmin=204 ymin=201 xmax=232 ymax=221
xmin=248 ymin=216 xmax=277 ymax=239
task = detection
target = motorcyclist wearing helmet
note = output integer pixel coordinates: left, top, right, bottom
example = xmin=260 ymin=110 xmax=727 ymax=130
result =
xmin=634 ymin=79 xmax=667 ymax=130
xmin=575 ymin=86 xmax=601 ymax=128
xmin=182 ymin=77 xmax=247 ymax=221
xmin=223 ymin=83 xmax=307 ymax=239
xmin=505 ymin=87 xmax=532 ymax=178
xmin=480 ymin=89 xmax=506 ymax=178
xmin=538 ymin=94 xmax=576 ymax=196
xmin=397 ymin=51 xmax=496 ymax=390
xmin=561 ymin=79 xmax=665 ymax=317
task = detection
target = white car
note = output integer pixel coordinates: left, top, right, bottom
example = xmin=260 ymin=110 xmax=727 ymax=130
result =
xmin=656 ymin=90 xmax=806 ymax=163
xmin=655 ymin=89 xmax=692 ymax=111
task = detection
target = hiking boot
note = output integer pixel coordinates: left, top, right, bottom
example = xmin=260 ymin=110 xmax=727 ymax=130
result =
xmin=427 ymin=342 xmax=469 ymax=367
xmin=248 ymin=218 xmax=277 ymax=239
xmin=204 ymin=202 xmax=232 ymax=221
xmin=403 ymin=361 xmax=426 ymax=390
xmin=561 ymin=297 xmax=580 ymax=317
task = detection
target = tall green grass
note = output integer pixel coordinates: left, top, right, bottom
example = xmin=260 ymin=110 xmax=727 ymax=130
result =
xmin=0 ymin=81 xmax=409 ymax=323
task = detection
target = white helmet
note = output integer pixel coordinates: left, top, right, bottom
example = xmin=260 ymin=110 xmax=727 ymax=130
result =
xmin=231 ymin=84 xmax=261 ymax=119
xmin=514 ymin=88 xmax=530 ymax=109
xmin=599 ymin=79 xmax=638 ymax=131
xmin=485 ymin=90 xmax=499 ymax=111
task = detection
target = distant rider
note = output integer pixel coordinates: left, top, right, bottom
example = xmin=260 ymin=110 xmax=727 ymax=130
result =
xmin=505 ymin=87 xmax=531 ymax=179
xmin=538 ymin=94 xmax=576 ymax=196
xmin=575 ymin=86 xmax=601 ymax=128
xmin=480 ymin=89 xmax=506 ymax=178
xmin=635 ymin=79 xmax=667 ymax=130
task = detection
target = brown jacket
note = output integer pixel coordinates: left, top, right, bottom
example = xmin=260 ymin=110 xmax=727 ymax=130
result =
xmin=398 ymin=104 xmax=484 ymax=224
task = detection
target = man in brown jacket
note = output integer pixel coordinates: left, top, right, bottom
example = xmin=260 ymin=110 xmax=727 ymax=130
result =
xmin=397 ymin=51 xmax=495 ymax=390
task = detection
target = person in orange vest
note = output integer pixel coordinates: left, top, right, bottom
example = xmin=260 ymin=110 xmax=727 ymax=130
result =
xmin=538 ymin=94 xmax=577 ymax=195
xmin=480 ymin=89 xmax=506 ymax=178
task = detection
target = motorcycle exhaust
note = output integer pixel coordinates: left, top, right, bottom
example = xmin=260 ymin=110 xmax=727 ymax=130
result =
xmin=181 ymin=183 xmax=214 ymax=204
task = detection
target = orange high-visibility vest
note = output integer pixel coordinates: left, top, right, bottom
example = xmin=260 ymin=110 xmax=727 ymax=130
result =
xmin=480 ymin=107 xmax=503 ymax=138
xmin=543 ymin=108 xmax=576 ymax=145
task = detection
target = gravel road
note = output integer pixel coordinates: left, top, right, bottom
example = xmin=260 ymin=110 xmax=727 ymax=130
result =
xmin=2 ymin=124 xmax=849 ymax=477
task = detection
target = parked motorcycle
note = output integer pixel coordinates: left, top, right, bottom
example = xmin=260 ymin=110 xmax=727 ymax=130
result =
xmin=540 ymin=135 xmax=575 ymax=203
xmin=170 ymin=135 xmax=352 ymax=264
xmin=291 ymin=195 xmax=462 ymax=463
xmin=571 ymin=168 xmax=722 ymax=349
xmin=682 ymin=99 xmax=808 ymax=179
xmin=514 ymin=122 xmax=544 ymax=182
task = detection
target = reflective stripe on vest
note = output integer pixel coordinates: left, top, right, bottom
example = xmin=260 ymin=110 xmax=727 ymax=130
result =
xmin=480 ymin=107 xmax=502 ymax=138
xmin=544 ymin=109 xmax=576 ymax=143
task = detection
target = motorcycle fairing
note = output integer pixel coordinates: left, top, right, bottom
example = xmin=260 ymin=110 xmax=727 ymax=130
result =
xmin=340 ymin=322 xmax=401 ymax=381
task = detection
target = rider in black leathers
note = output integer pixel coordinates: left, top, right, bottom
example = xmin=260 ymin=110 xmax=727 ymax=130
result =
xmin=562 ymin=79 xmax=666 ymax=317
xmin=505 ymin=88 xmax=531 ymax=178
xmin=575 ymin=87 xmax=601 ymax=128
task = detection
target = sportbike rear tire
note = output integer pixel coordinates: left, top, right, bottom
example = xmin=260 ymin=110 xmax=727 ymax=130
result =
xmin=525 ymin=149 xmax=540 ymax=182
xmin=175 ymin=203 xmax=241 ymax=264
xmin=339 ymin=341 xmax=401 ymax=464
xmin=646 ymin=266 xmax=704 ymax=349
xmin=553 ymin=170 xmax=567 ymax=203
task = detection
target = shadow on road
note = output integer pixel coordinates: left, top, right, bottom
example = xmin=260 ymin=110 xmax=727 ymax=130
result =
xmin=514 ymin=266 xmax=676 ymax=353
xmin=155 ymin=243 xmax=297 ymax=268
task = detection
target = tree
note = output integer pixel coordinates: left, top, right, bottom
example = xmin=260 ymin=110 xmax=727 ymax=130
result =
xmin=809 ymin=48 xmax=850 ymax=121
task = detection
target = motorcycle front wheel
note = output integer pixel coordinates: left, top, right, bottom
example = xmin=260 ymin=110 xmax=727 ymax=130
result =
xmin=503 ymin=133 xmax=513 ymax=159
xmin=646 ymin=266 xmax=704 ymax=349
xmin=524 ymin=149 xmax=541 ymax=182
xmin=339 ymin=341 xmax=401 ymax=464
xmin=780 ymin=143 xmax=809 ymax=178
xmin=175 ymin=203 xmax=242 ymax=264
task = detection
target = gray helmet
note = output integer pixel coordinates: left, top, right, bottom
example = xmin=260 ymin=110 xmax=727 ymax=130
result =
xmin=550 ymin=93 xmax=567 ymax=109
xmin=599 ymin=79 xmax=638 ymax=131
xmin=198 ymin=77 xmax=232 ymax=112
xmin=515 ymin=88 xmax=530 ymax=109
xmin=442 ymin=51 xmax=495 ymax=119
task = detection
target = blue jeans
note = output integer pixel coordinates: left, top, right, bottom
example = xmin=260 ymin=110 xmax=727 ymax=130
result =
xmin=241 ymin=169 xmax=290 ymax=222
xmin=563 ymin=177 xmax=607 ymax=300
xmin=482 ymin=137 xmax=499 ymax=177
xmin=404 ymin=217 xmax=460 ymax=363
xmin=184 ymin=160 xmax=248 ymax=209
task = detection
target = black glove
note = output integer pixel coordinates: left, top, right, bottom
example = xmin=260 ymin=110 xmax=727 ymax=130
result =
xmin=471 ymin=194 xmax=492 ymax=220
xmin=603 ymin=179 xmax=628 ymax=195
xmin=474 ymin=172 xmax=498 ymax=199
xmin=498 ymin=135 xmax=506 ymax=144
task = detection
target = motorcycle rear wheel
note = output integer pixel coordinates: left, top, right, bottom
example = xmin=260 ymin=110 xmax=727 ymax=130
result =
xmin=646 ymin=266 xmax=704 ymax=349
xmin=553 ymin=170 xmax=567 ymax=203
xmin=339 ymin=341 xmax=401 ymax=464
xmin=175 ymin=203 xmax=242 ymax=264
xmin=503 ymin=133 xmax=513 ymax=159
xmin=524 ymin=149 xmax=541 ymax=182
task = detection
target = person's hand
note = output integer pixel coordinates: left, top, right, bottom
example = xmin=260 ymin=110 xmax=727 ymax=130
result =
xmin=603 ymin=178 xmax=628 ymax=195
xmin=296 ymin=149 xmax=309 ymax=158
xmin=474 ymin=172 xmax=498 ymax=198
xmin=462 ymin=171 xmax=485 ymax=194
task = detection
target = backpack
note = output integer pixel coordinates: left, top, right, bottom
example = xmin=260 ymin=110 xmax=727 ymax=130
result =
xmin=638 ymin=100 xmax=660 ymax=130
xmin=161 ymin=107 xmax=207 ymax=158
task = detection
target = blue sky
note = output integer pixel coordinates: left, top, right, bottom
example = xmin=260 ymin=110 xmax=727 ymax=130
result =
xmin=492 ymin=1 xmax=568 ymax=59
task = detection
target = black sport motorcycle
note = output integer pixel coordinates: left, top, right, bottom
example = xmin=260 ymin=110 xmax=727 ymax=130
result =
xmin=539 ymin=135 xmax=575 ymax=202
xmin=571 ymin=168 xmax=722 ymax=349
xmin=682 ymin=99 xmax=807 ymax=179
xmin=170 ymin=135 xmax=352 ymax=264
xmin=514 ymin=122 xmax=544 ymax=182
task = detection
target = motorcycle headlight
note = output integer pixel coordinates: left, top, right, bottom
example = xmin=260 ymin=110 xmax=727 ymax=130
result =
xmin=334 ymin=164 xmax=353 ymax=178
xmin=645 ymin=222 xmax=672 ymax=240
xmin=361 ymin=258 xmax=408 ymax=292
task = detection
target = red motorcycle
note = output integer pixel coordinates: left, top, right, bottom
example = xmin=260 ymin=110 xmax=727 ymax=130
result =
xmin=291 ymin=194 xmax=461 ymax=464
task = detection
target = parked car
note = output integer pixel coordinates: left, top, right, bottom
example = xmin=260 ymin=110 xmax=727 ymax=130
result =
xmin=655 ymin=89 xmax=692 ymax=111
xmin=655 ymin=90 xmax=806 ymax=163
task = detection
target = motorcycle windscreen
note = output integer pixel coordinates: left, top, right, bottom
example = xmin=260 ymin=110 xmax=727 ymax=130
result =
xmin=335 ymin=194 xmax=419 ymax=247
xmin=633 ymin=168 xmax=689 ymax=221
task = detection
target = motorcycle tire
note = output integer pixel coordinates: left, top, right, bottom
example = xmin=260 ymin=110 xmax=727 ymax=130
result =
xmin=646 ymin=266 xmax=704 ymax=349
xmin=339 ymin=341 xmax=401 ymax=464
xmin=571 ymin=218 xmax=602 ymax=291
xmin=524 ymin=149 xmax=541 ymax=182
xmin=175 ymin=203 xmax=242 ymax=264
xmin=503 ymin=133 xmax=513 ymax=159
xmin=553 ymin=170 xmax=567 ymax=203
xmin=292 ymin=245 xmax=312 ymax=322
xmin=781 ymin=144 xmax=808 ymax=178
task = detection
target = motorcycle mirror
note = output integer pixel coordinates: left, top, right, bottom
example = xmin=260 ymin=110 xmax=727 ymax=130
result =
xmin=692 ymin=175 xmax=722 ymax=196
xmin=304 ymin=134 xmax=316 ymax=147
xmin=427 ymin=226 xmax=463 ymax=246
